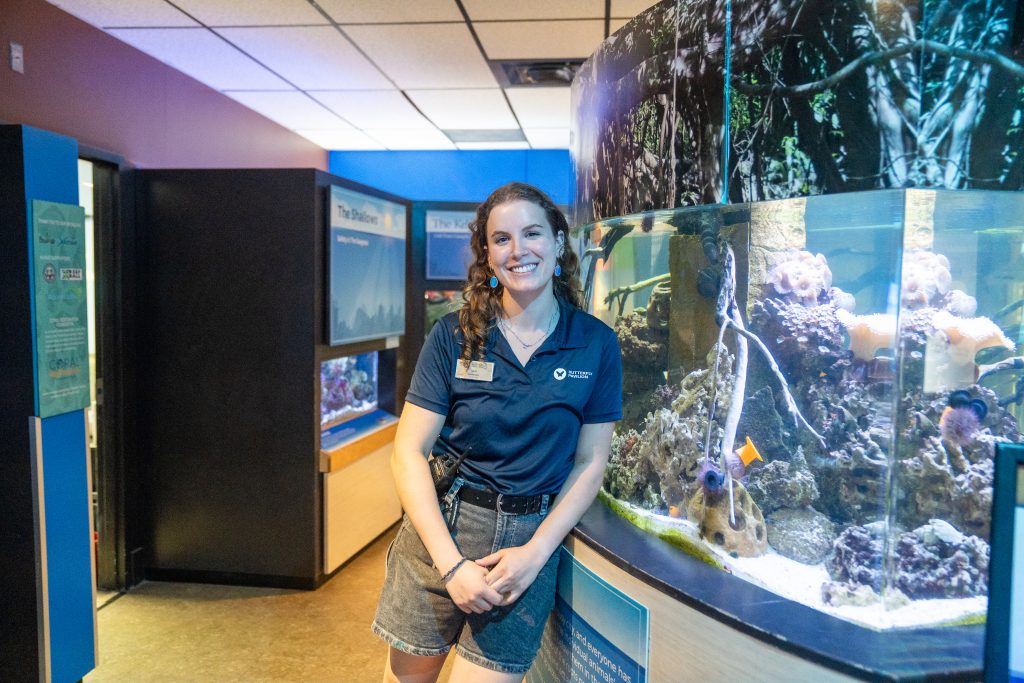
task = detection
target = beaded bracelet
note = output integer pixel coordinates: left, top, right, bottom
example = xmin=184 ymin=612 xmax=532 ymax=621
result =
xmin=441 ymin=557 xmax=467 ymax=584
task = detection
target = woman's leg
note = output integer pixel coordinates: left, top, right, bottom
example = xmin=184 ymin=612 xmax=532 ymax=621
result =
xmin=448 ymin=653 xmax=523 ymax=683
xmin=383 ymin=647 xmax=447 ymax=683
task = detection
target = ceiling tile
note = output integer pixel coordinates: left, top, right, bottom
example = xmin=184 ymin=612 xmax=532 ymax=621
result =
xmin=610 ymin=0 xmax=662 ymax=17
xmin=217 ymin=27 xmax=390 ymax=89
xmin=171 ymin=0 xmax=327 ymax=26
xmin=474 ymin=20 xmax=604 ymax=60
xmin=48 ymin=0 xmax=198 ymax=27
xmin=310 ymin=91 xmax=433 ymax=130
xmin=365 ymin=129 xmax=457 ymax=150
xmin=505 ymin=87 xmax=570 ymax=128
xmin=108 ymin=28 xmax=292 ymax=90
xmin=224 ymin=91 xmax=352 ymax=129
xmin=344 ymin=23 xmax=496 ymax=89
xmin=523 ymin=128 xmax=570 ymax=148
xmin=296 ymin=129 xmax=384 ymax=150
xmin=456 ymin=141 xmax=530 ymax=150
xmin=317 ymin=0 xmax=463 ymax=23
xmin=462 ymin=0 xmax=604 ymax=20
xmin=406 ymin=89 xmax=517 ymax=130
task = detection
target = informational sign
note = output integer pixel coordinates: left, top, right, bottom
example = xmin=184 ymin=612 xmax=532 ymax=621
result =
xmin=328 ymin=185 xmax=406 ymax=346
xmin=425 ymin=210 xmax=474 ymax=280
xmin=31 ymin=200 xmax=90 ymax=418
xmin=528 ymin=548 xmax=649 ymax=683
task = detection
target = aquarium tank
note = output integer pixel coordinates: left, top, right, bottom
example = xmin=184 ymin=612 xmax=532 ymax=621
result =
xmin=584 ymin=189 xmax=1024 ymax=629
xmin=320 ymin=351 xmax=379 ymax=429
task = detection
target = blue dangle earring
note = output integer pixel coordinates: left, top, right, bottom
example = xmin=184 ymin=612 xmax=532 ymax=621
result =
xmin=489 ymin=274 xmax=498 ymax=288
xmin=554 ymin=264 xmax=562 ymax=277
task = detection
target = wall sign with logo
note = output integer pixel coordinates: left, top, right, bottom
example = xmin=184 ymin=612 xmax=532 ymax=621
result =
xmin=30 ymin=199 xmax=90 ymax=418
xmin=328 ymin=185 xmax=407 ymax=346
xmin=425 ymin=210 xmax=474 ymax=281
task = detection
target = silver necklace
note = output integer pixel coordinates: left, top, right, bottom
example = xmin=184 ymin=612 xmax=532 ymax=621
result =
xmin=500 ymin=306 xmax=558 ymax=349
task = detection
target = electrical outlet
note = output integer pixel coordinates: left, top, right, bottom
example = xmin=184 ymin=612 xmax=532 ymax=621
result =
xmin=10 ymin=42 xmax=24 ymax=74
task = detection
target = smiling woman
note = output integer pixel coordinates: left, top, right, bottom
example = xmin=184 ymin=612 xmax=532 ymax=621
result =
xmin=371 ymin=182 xmax=622 ymax=683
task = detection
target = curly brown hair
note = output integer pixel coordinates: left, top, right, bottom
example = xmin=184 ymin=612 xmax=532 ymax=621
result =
xmin=458 ymin=182 xmax=582 ymax=361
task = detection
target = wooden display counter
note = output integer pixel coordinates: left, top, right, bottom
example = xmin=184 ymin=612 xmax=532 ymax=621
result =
xmin=321 ymin=414 xmax=400 ymax=574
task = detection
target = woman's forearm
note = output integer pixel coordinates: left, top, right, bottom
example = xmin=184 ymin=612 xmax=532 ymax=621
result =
xmin=526 ymin=422 xmax=614 ymax=559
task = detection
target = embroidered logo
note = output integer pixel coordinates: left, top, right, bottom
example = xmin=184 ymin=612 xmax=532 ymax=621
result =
xmin=554 ymin=368 xmax=592 ymax=381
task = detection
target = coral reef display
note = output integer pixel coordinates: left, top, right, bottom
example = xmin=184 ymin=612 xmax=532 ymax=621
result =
xmin=594 ymin=200 xmax=1023 ymax=628
xmin=320 ymin=352 xmax=378 ymax=426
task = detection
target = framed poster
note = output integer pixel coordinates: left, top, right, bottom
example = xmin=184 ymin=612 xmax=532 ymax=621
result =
xmin=328 ymin=185 xmax=407 ymax=346
xmin=31 ymin=199 xmax=90 ymax=418
xmin=425 ymin=209 xmax=474 ymax=281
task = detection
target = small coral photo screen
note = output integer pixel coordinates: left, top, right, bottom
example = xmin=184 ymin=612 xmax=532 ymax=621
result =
xmin=320 ymin=351 xmax=379 ymax=429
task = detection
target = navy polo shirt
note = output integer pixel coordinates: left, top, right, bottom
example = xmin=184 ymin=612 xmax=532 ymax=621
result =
xmin=406 ymin=298 xmax=622 ymax=496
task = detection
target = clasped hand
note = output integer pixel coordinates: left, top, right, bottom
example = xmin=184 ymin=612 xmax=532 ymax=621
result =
xmin=445 ymin=544 xmax=546 ymax=614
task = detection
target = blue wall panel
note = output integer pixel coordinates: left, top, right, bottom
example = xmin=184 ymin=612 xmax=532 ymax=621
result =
xmin=41 ymin=411 xmax=94 ymax=683
xmin=329 ymin=149 xmax=571 ymax=205
xmin=20 ymin=125 xmax=95 ymax=682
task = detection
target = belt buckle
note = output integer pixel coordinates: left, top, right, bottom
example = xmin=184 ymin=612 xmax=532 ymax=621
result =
xmin=495 ymin=493 xmax=520 ymax=514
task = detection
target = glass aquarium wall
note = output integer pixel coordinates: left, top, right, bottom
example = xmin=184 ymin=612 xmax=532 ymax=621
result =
xmin=320 ymin=351 xmax=379 ymax=429
xmin=588 ymin=189 xmax=1023 ymax=629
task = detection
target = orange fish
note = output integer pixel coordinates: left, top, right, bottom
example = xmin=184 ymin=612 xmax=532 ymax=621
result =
xmin=734 ymin=437 xmax=764 ymax=467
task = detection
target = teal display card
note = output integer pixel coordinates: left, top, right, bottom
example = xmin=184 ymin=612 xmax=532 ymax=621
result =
xmin=31 ymin=199 xmax=90 ymax=418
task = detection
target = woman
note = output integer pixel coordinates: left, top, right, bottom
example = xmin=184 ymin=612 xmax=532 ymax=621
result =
xmin=373 ymin=182 xmax=622 ymax=682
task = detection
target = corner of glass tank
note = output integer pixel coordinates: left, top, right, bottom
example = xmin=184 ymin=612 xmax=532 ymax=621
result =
xmin=582 ymin=189 xmax=1023 ymax=630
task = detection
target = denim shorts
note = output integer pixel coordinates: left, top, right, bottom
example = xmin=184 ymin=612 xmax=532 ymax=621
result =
xmin=371 ymin=479 xmax=561 ymax=674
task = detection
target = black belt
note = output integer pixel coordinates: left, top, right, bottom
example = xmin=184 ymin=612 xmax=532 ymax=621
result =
xmin=457 ymin=486 xmax=550 ymax=515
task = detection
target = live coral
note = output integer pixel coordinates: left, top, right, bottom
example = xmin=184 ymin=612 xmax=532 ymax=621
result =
xmin=767 ymin=249 xmax=833 ymax=306
xmin=930 ymin=310 xmax=1014 ymax=366
xmin=835 ymin=309 xmax=897 ymax=361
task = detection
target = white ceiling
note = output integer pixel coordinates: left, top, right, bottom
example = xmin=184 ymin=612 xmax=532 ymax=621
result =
xmin=46 ymin=0 xmax=660 ymax=151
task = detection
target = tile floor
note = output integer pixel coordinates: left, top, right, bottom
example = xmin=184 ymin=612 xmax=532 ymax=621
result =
xmin=84 ymin=525 xmax=455 ymax=682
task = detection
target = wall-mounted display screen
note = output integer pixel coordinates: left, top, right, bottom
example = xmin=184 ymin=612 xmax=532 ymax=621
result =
xmin=328 ymin=185 xmax=406 ymax=345
xmin=425 ymin=209 xmax=474 ymax=280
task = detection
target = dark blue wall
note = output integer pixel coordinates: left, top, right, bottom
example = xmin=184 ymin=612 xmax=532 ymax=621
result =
xmin=329 ymin=149 xmax=571 ymax=205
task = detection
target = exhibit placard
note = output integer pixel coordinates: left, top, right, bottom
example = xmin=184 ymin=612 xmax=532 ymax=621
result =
xmin=31 ymin=199 xmax=90 ymax=418
xmin=528 ymin=548 xmax=649 ymax=683
xmin=425 ymin=210 xmax=474 ymax=280
xmin=328 ymin=185 xmax=406 ymax=346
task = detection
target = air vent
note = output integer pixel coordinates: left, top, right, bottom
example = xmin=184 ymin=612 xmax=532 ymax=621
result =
xmin=490 ymin=60 xmax=584 ymax=87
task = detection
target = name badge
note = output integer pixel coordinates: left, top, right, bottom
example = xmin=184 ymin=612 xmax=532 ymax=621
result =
xmin=455 ymin=360 xmax=494 ymax=382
